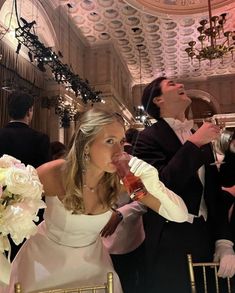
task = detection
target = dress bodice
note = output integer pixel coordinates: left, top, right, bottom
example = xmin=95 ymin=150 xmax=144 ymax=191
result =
xmin=44 ymin=196 xmax=112 ymax=247
xmin=4 ymin=196 xmax=123 ymax=293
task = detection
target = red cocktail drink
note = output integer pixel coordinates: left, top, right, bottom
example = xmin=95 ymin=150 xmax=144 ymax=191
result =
xmin=112 ymin=152 xmax=146 ymax=200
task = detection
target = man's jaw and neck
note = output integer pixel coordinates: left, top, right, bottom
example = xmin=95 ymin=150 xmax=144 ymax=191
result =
xmin=10 ymin=107 xmax=33 ymax=126
xmin=153 ymin=86 xmax=192 ymax=122
xmin=160 ymin=100 xmax=191 ymax=121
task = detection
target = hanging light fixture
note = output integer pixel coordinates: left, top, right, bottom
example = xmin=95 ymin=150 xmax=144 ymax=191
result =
xmin=14 ymin=17 xmax=101 ymax=103
xmin=134 ymin=44 xmax=151 ymax=127
xmin=55 ymin=95 xmax=79 ymax=128
xmin=185 ymin=0 xmax=235 ymax=64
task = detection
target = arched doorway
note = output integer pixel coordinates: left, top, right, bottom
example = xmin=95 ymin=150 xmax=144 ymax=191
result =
xmin=186 ymin=89 xmax=221 ymax=125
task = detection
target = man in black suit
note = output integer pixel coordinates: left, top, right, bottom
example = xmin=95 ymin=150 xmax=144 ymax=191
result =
xmin=0 ymin=92 xmax=51 ymax=167
xmin=0 ymin=91 xmax=51 ymax=259
xmin=133 ymin=77 xmax=235 ymax=293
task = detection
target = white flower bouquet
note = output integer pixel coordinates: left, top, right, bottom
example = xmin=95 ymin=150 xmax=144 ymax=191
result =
xmin=0 ymin=155 xmax=46 ymax=285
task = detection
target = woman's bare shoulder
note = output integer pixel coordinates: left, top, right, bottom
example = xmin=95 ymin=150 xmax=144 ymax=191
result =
xmin=37 ymin=159 xmax=65 ymax=172
xmin=37 ymin=159 xmax=66 ymax=196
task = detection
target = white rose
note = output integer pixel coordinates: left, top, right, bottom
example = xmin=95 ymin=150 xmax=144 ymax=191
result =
xmin=23 ymin=180 xmax=44 ymax=200
xmin=21 ymin=198 xmax=46 ymax=216
xmin=4 ymin=167 xmax=43 ymax=200
xmin=1 ymin=204 xmax=38 ymax=245
xmin=24 ymin=166 xmax=44 ymax=199
xmin=26 ymin=165 xmax=38 ymax=178
xmin=0 ymin=155 xmax=21 ymax=168
xmin=0 ymin=168 xmax=7 ymax=185
xmin=5 ymin=167 xmax=32 ymax=195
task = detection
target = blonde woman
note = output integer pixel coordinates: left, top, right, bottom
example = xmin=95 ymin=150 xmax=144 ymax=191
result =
xmin=4 ymin=109 xmax=188 ymax=293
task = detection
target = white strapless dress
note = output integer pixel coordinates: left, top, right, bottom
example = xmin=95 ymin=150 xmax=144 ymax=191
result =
xmin=2 ymin=197 xmax=123 ymax=293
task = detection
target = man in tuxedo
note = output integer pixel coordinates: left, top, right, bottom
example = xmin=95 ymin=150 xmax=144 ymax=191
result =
xmin=0 ymin=91 xmax=51 ymax=259
xmin=0 ymin=91 xmax=51 ymax=167
xmin=133 ymin=77 xmax=235 ymax=293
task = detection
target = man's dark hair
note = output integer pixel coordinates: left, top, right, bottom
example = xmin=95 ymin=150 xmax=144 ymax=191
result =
xmin=142 ymin=76 xmax=166 ymax=119
xmin=125 ymin=128 xmax=139 ymax=144
xmin=50 ymin=141 xmax=67 ymax=160
xmin=8 ymin=92 xmax=34 ymax=119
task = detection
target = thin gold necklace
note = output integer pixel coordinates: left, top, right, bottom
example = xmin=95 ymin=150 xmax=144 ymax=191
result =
xmin=83 ymin=184 xmax=96 ymax=193
xmin=83 ymin=172 xmax=100 ymax=193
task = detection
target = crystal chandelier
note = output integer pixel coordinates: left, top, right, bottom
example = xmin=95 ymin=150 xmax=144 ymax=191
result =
xmin=185 ymin=0 xmax=235 ymax=63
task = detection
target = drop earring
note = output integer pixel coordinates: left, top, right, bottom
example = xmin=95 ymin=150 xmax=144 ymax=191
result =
xmin=84 ymin=146 xmax=90 ymax=162
xmin=84 ymin=152 xmax=90 ymax=162
xmin=83 ymin=152 xmax=97 ymax=192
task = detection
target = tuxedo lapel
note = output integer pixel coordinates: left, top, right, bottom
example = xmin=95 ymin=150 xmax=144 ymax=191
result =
xmin=155 ymin=119 xmax=183 ymax=154
xmin=200 ymin=143 xmax=215 ymax=165
xmin=154 ymin=119 xmax=204 ymax=214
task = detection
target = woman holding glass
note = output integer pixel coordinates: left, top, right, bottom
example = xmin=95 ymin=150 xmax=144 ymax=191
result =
xmin=3 ymin=109 xmax=188 ymax=293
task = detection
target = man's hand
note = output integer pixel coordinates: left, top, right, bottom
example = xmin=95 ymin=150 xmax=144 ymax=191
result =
xmin=188 ymin=122 xmax=220 ymax=148
xmin=214 ymin=239 xmax=235 ymax=278
xmin=222 ymin=185 xmax=235 ymax=197
xmin=100 ymin=210 xmax=123 ymax=237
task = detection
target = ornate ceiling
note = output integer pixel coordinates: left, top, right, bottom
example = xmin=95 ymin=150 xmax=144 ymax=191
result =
xmin=57 ymin=0 xmax=235 ymax=85
xmin=124 ymin=0 xmax=234 ymax=15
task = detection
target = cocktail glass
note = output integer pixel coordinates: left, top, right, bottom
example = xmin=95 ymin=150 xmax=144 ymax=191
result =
xmin=112 ymin=152 xmax=146 ymax=199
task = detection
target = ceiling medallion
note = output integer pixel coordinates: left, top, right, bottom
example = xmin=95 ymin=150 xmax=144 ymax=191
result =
xmin=123 ymin=0 xmax=234 ymax=15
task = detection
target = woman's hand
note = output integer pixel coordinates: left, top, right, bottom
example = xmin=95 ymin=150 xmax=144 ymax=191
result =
xmin=100 ymin=210 xmax=123 ymax=237
xmin=128 ymin=157 xmax=188 ymax=223
xmin=129 ymin=157 xmax=160 ymax=197
xmin=129 ymin=157 xmax=173 ymax=202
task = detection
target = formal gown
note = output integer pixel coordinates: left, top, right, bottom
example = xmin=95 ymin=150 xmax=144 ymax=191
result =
xmin=2 ymin=196 xmax=123 ymax=293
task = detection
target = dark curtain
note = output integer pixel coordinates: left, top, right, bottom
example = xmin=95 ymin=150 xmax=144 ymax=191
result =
xmin=0 ymin=40 xmax=46 ymax=130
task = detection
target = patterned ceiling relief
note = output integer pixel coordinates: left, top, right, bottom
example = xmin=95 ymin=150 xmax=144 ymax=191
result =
xmin=60 ymin=0 xmax=235 ymax=84
xmin=124 ymin=0 xmax=235 ymax=15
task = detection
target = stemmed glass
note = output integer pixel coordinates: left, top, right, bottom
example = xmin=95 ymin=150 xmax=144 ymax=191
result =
xmin=204 ymin=116 xmax=226 ymax=167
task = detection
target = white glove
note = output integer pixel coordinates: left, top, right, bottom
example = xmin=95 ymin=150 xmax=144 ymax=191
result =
xmin=214 ymin=239 xmax=235 ymax=278
xmin=129 ymin=157 xmax=188 ymax=223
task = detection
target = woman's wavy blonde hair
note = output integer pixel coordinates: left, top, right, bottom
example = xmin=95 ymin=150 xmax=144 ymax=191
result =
xmin=63 ymin=108 xmax=125 ymax=214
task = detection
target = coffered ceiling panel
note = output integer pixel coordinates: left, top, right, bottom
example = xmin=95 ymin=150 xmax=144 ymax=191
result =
xmin=59 ymin=0 xmax=235 ymax=84
xmin=124 ymin=0 xmax=234 ymax=15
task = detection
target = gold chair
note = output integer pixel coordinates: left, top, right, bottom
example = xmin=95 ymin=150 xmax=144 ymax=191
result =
xmin=14 ymin=272 xmax=114 ymax=293
xmin=187 ymin=254 xmax=233 ymax=293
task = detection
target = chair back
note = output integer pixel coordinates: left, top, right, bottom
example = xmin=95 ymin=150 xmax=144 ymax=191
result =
xmin=14 ymin=272 xmax=114 ymax=293
xmin=187 ymin=254 xmax=233 ymax=293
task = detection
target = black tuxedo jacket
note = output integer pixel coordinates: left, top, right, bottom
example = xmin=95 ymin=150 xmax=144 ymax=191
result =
xmin=219 ymin=146 xmax=235 ymax=242
xmin=134 ymin=119 xmax=233 ymax=246
xmin=0 ymin=122 xmax=51 ymax=168
xmin=220 ymin=149 xmax=235 ymax=187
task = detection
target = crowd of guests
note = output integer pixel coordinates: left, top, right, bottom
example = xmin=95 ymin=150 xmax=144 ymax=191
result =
xmin=0 ymin=82 xmax=234 ymax=293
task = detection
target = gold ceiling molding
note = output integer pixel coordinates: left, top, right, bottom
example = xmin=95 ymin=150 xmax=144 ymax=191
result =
xmin=124 ymin=0 xmax=235 ymax=15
